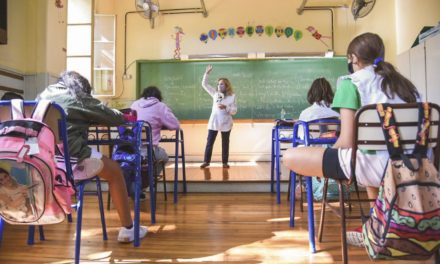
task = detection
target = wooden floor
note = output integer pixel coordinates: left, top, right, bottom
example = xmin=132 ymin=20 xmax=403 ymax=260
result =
xmin=165 ymin=161 xmax=290 ymax=182
xmin=0 ymin=193 xmax=437 ymax=263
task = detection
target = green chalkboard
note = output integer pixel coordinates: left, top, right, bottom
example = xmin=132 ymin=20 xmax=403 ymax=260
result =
xmin=136 ymin=58 xmax=347 ymax=120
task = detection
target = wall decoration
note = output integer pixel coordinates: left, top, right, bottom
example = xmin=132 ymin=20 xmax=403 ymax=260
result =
xmin=293 ymin=30 xmax=303 ymax=41
xmin=228 ymin=27 xmax=235 ymax=37
xmin=265 ymin=25 xmax=274 ymax=37
xmin=306 ymin=26 xmax=330 ymax=47
xmin=172 ymin=26 xmax=184 ymax=59
xmin=275 ymin=26 xmax=284 ymax=38
xmin=255 ymin=25 xmax=264 ymax=36
xmin=200 ymin=33 xmax=208 ymax=43
xmin=218 ymin=28 xmax=227 ymax=39
xmin=236 ymin=26 xmax=245 ymax=37
xmin=208 ymin=29 xmax=218 ymax=40
xmin=197 ymin=24 xmax=310 ymax=44
xmin=284 ymin=27 xmax=293 ymax=38
xmin=246 ymin=25 xmax=254 ymax=37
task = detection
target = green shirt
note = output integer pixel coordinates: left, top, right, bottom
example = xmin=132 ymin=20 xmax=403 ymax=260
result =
xmin=331 ymin=79 xmax=361 ymax=112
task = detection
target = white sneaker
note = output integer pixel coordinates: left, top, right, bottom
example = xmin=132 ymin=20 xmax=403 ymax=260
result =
xmin=117 ymin=225 xmax=148 ymax=243
xmin=74 ymin=158 xmax=104 ymax=181
xmin=346 ymin=227 xmax=365 ymax=247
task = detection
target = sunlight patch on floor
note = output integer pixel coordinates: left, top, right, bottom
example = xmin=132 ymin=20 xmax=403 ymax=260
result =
xmin=110 ymin=230 xmax=334 ymax=264
xmin=166 ymin=161 xmax=259 ymax=169
xmin=266 ymin=216 xmax=300 ymax=222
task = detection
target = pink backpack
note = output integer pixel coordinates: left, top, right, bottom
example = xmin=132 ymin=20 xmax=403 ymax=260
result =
xmin=0 ymin=99 xmax=75 ymax=225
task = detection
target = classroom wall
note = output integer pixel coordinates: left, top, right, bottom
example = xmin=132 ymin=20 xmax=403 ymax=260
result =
xmin=0 ymin=0 xmax=66 ymax=98
xmin=395 ymin=0 xmax=440 ymax=55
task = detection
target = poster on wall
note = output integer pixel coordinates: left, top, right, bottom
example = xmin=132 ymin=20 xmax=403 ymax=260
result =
xmin=0 ymin=0 xmax=7 ymax=44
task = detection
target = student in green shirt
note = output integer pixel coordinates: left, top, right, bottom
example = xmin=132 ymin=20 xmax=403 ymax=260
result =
xmin=283 ymin=32 xmax=419 ymax=247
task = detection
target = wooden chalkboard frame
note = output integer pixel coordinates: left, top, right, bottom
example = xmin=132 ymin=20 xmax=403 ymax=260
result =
xmin=136 ymin=57 xmax=347 ymax=123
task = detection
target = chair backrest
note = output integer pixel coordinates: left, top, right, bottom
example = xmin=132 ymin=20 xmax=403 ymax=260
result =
xmin=292 ymin=118 xmax=340 ymax=146
xmin=353 ymin=103 xmax=440 ymax=167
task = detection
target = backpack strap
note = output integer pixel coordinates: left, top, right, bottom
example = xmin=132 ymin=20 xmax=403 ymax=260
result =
xmin=11 ymin=99 xmax=25 ymax=120
xmin=376 ymin=103 xmax=403 ymax=158
xmin=376 ymin=103 xmax=423 ymax=172
xmin=31 ymin=100 xmax=51 ymax=122
xmin=412 ymin=102 xmax=430 ymax=157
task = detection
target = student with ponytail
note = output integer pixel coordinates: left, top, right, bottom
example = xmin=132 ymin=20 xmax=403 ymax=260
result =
xmin=283 ymin=32 xmax=419 ymax=247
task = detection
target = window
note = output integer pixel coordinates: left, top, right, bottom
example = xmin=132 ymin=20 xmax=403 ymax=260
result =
xmin=66 ymin=0 xmax=93 ymax=81
xmin=93 ymin=14 xmax=115 ymax=96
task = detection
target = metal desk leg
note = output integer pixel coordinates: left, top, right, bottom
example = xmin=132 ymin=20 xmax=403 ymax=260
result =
xmin=173 ymin=130 xmax=179 ymax=204
xmin=275 ymin=126 xmax=281 ymax=204
xmin=289 ymin=171 xmax=297 ymax=227
xmin=180 ymin=130 xmax=187 ymax=193
xmin=306 ymin=176 xmax=316 ymax=253
xmin=270 ymin=128 xmax=275 ymax=193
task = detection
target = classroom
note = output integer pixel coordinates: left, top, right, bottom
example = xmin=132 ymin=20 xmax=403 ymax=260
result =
xmin=0 ymin=0 xmax=439 ymax=263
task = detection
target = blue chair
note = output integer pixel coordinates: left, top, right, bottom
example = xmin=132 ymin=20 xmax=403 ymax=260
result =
xmin=88 ymin=121 xmax=155 ymax=246
xmin=271 ymin=119 xmax=295 ymax=204
xmin=0 ymin=101 xmax=107 ymax=264
xmin=159 ymin=129 xmax=187 ymax=204
xmin=288 ymin=118 xmax=340 ymax=253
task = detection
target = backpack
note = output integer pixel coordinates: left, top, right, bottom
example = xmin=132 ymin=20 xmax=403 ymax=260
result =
xmin=362 ymin=103 xmax=440 ymax=260
xmin=0 ymin=100 xmax=75 ymax=225
xmin=112 ymin=125 xmax=149 ymax=198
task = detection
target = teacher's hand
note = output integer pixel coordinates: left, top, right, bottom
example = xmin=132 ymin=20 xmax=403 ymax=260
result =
xmin=217 ymin=104 xmax=226 ymax=110
xmin=205 ymin=65 xmax=213 ymax=74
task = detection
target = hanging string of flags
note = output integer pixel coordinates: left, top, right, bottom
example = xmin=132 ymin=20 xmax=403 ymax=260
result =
xmin=199 ymin=25 xmax=304 ymax=43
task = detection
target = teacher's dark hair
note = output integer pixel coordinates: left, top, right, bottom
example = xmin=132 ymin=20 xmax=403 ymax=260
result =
xmin=141 ymin=86 xmax=162 ymax=101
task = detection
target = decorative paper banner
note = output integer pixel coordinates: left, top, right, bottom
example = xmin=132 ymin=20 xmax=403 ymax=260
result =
xmin=198 ymin=25 xmax=308 ymax=43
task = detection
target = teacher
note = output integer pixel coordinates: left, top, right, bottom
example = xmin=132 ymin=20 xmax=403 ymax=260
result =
xmin=200 ymin=65 xmax=237 ymax=169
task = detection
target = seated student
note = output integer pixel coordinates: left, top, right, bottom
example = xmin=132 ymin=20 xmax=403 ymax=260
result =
xmin=283 ymin=32 xmax=420 ymax=247
xmin=299 ymin=78 xmax=339 ymax=122
xmin=1 ymin=92 xmax=24 ymax=100
xmin=130 ymin=86 xmax=180 ymax=172
xmin=294 ymin=78 xmax=340 ymax=198
xmin=37 ymin=71 xmax=147 ymax=243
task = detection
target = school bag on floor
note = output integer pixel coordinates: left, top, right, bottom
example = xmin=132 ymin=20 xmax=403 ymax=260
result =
xmin=0 ymin=99 xmax=75 ymax=225
xmin=362 ymin=103 xmax=440 ymax=260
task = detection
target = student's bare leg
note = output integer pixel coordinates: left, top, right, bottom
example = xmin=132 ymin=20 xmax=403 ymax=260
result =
xmin=366 ymin=186 xmax=379 ymax=208
xmin=99 ymin=156 xmax=132 ymax=227
xmin=283 ymin=147 xmax=326 ymax=177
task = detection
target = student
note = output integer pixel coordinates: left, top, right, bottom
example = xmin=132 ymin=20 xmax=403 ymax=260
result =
xmin=200 ymin=65 xmax=237 ymax=169
xmin=298 ymin=78 xmax=339 ymax=122
xmin=131 ymin=86 xmax=180 ymax=172
xmin=37 ymin=71 xmax=147 ymax=243
xmin=283 ymin=32 xmax=419 ymax=247
xmin=1 ymin=92 xmax=23 ymax=100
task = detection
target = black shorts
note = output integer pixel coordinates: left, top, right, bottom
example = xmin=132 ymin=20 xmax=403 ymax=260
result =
xmin=322 ymin=148 xmax=349 ymax=180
